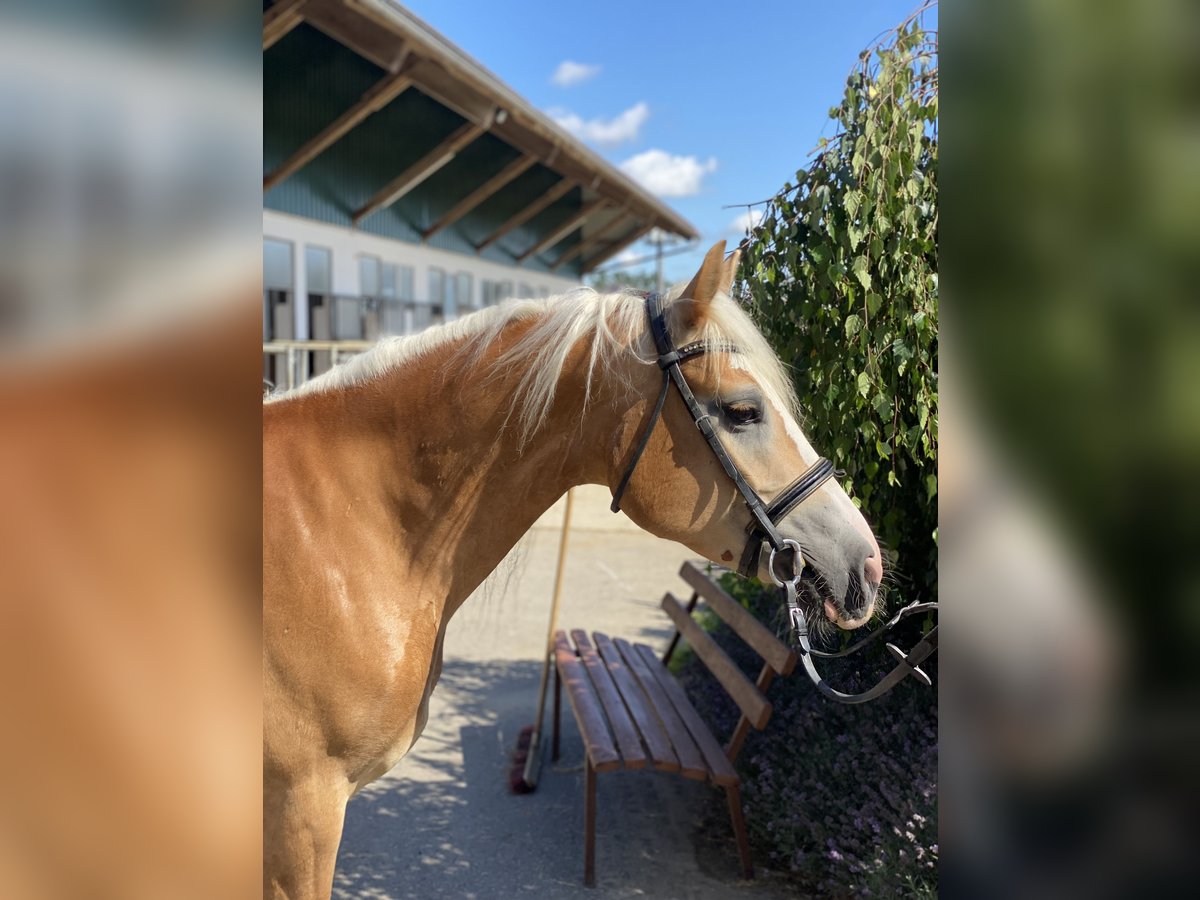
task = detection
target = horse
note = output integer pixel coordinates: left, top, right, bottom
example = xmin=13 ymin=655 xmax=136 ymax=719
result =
xmin=262 ymin=241 xmax=884 ymax=899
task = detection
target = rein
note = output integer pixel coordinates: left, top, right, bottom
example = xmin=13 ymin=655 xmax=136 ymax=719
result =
xmin=611 ymin=291 xmax=938 ymax=704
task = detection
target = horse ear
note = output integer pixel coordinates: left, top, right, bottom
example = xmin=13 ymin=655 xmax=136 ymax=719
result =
xmin=721 ymin=248 xmax=742 ymax=294
xmin=676 ymin=240 xmax=727 ymax=331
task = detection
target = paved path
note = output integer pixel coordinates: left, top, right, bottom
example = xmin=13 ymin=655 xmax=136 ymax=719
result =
xmin=333 ymin=486 xmax=797 ymax=899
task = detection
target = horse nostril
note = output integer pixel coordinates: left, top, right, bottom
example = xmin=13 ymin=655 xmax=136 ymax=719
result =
xmin=864 ymin=550 xmax=883 ymax=587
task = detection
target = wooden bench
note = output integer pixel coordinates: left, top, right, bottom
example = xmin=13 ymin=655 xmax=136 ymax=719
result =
xmin=551 ymin=560 xmax=798 ymax=886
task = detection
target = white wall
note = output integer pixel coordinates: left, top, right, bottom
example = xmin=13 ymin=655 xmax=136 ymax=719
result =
xmin=263 ymin=210 xmax=585 ymax=340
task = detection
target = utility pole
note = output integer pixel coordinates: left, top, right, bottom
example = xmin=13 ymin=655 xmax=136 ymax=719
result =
xmin=645 ymin=228 xmax=677 ymax=295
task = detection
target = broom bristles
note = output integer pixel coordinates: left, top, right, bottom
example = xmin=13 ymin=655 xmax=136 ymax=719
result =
xmin=509 ymin=725 xmax=536 ymax=794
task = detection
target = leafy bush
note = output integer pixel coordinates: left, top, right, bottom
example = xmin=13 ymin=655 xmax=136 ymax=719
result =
xmin=682 ymin=7 xmax=939 ymax=892
xmin=738 ymin=2 xmax=938 ymax=601
xmin=677 ymin=573 xmax=937 ymax=897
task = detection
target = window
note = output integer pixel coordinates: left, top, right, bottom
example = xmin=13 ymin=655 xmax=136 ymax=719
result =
xmin=396 ymin=265 xmax=414 ymax=301
xmin=518 ymin=282 xmax=534 ymax=300
xmin=264 ymin=239 xmax=293 ymax=292
xmin=428 ymin=267 xmax=446 ymax=323
xmin=359 ymin=255 xmax=381 ymax=300
xmin=445 ymin=272 xmax=458 ymax=319
xmin=379 ymin=263 xmax=404 ymax=336
xmin=304 ymin=246 xmax=333 ymax=360
xmin=305 ymin=246 xmax=332 ymax=328
xmin=306 ymin=246 xmax=331 ymax=296
xmin=482 ymin=279 xmax=508 ymax=306
xmin=456 ymin=272 xmax=474 ymax=312
xmin=263 ymin=239 xmax=293 ymax=342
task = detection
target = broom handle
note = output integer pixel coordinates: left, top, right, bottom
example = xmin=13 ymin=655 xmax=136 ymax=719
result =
xmin=531 ymin=488 xmax=573 ymax=735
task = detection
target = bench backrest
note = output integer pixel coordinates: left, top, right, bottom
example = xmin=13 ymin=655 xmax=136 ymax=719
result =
xmin=661 ymin=561 xmax=797 ymax=763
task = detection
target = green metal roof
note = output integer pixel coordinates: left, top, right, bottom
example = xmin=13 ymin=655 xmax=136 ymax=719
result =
xmin=263 ymin=1 xmax=696 ymax=276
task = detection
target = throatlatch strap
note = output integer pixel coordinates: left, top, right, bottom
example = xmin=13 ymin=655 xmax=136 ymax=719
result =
xmin=610 ymin=371 xmax=671 ymax=513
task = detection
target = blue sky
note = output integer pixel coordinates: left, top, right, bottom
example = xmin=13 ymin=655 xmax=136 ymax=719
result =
xmin=401 ymin=0 xmax=921 ymax=283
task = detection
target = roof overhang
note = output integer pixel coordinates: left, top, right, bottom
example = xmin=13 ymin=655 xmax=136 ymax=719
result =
xmin=263 ymin=0 xmax=697 ymax=273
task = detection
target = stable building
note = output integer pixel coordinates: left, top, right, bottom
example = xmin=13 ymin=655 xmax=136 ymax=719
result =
xmin=263 ymin=0 xmax=696 ymax=387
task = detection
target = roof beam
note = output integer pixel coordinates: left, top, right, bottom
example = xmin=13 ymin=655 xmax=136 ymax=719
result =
xmin=305 ymin=0 xmax=408 ymax=71
xmin=517 ymin=198 xmax=608 ymax=264
xmin=580 ymin=222 xmax=656 ymax=273
xmin=409 ymin=58 xmax=510 ymax=133
xmin=551 ymin=211 xmax=635 ymax=271
xmin=263 ymin=0 xmax=310 ymax=51
xmin=264 ymin=66 xmax=413 ymax=193
xmin=352 ymin=121 xmax=486 ymax=224
xmin=303 ymin=2 xmax=695 ymax=239
xmin=341 ymin=0 xmax=696 ymax=240
xmin=421 ymin=154 xmax=536 ymax=240
xmin=475 ymin=179 xmax=575 ymax=252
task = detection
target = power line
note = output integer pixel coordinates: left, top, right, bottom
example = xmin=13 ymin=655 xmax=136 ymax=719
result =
xmin=592 ymin=239 xmax=699 ymax=275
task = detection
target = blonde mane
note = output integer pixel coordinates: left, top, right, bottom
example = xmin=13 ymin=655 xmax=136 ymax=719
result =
xmin=270 ymin=286 xmax=802 ymax=446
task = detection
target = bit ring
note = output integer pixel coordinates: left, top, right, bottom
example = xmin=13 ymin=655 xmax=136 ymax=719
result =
xmin=767 ymin=539 xmax=805 ymax=587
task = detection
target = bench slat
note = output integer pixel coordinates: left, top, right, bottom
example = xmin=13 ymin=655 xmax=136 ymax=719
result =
xmin=553 ymin=632 xmax=620 ymax=773
xmin=679 ymin=561 xmax=797 ymax=676
xmin=661 ymin=593 xmax=773 ymax=731
xmin=632 ymin=642 xmax=740 ymax=787
xmin=591 ymin=633 xmax=680 ymax=773
xmin=570 ymin=630 xmax=647 ymax=769
xmin=610 ymin=636 xmax=708 ymax=781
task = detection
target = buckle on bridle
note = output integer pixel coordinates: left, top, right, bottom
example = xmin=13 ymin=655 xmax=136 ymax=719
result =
xmin=785 ymin=585 xmax=940 ymax=705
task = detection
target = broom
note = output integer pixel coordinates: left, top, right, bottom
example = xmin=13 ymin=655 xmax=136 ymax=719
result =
xmin=509 ymin=487 xmax=574 ymax=793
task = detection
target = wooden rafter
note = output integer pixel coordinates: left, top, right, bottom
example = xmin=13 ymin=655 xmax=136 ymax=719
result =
xmin=475 ymin=179 xmax=575 ymax=252
xmin=304 ymin=0 xmax=408 ymax=71
xmin=264 ymin=66 xmax=413 ymax=193
xmin=421 ymin=154 xmax=536 ymax=239
xmin=516 ymin=198 xmax=608 ymax=264
xmin=352 ymin=121 xmax=485 ymax=224
xmin=264 ymin=0 xmax=310 ymax=51
xmin=285 ymin=0 xmax=697 ymax=241
xmin=551 ymin=211 xmax=634 ymax=271
xmin=580 ymin=222 xmax=656 ymax=273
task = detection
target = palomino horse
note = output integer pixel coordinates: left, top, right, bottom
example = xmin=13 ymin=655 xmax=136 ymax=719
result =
xmin=263 ymin=241 xmax=883 ymax=898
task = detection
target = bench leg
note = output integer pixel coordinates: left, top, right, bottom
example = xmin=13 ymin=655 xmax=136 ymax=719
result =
xmin=725 ymin=783 xmax=753 ymax=880
xmin=552 ymin=662 xmax=561 ymax=762
xmin=584 ymin=759 xmax=597 ymax=887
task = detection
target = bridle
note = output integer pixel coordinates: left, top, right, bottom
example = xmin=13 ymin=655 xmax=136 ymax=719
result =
xmin=610 ymin=292 xmax=835 ymax=579
xmin=610 ymin=291 xmax=938 ymax=704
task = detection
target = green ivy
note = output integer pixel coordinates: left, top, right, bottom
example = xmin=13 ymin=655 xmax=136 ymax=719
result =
xmin=739 ymin=5 xmax=938 ymax=601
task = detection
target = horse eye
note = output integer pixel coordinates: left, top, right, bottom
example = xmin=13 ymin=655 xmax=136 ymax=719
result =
xmin=722 ymin=403 xmax=762 ymax=427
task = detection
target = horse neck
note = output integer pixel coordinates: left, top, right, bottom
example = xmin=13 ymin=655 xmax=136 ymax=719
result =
xmin=294 ymin=322 xmax=618 ymax=620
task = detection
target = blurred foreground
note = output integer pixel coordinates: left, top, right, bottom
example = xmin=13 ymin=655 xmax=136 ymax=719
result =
xmin=0 ymin=6 xmax=262 ymax=899
xmin=944 ymin=0 xmax=1199 ymax=896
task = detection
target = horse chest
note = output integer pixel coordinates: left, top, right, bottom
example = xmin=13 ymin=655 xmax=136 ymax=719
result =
xmin=349 ymin=622 xmax=446 ymax=792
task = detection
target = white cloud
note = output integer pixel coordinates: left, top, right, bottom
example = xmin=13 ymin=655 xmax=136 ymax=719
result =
xmin=551 ymin=60 xmax=602 ymax=87
xmin=609 ymin=247 xmax=645 ymax=269
xmin=728 ymin=209 xmax=764 ymax=234
xmin=549 ymin=102 xmax=649 ymax=147
xmin=619 ymin=149 xmax=718 ymax=198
